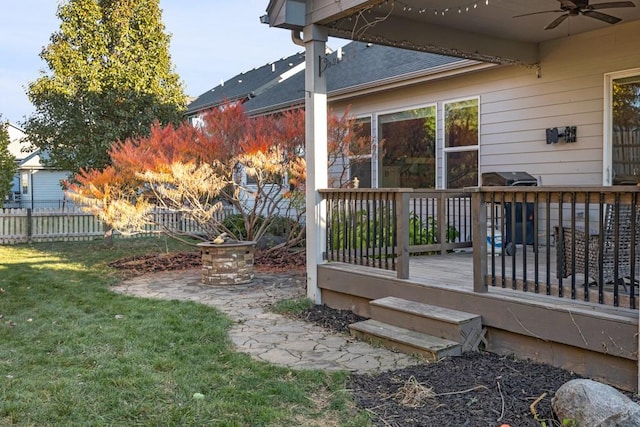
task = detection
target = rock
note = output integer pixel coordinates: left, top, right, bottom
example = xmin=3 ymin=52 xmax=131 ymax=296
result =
xmin=552 ymin=379 xmax=640 ymax=427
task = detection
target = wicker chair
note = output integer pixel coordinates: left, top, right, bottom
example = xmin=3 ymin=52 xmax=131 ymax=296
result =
xmin=556 ymin=204 xmax=640 ymax=288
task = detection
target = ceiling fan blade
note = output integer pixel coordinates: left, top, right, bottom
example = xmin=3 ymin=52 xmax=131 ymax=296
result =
xmin=589 ymin=1 xmax=636 ymax=9
xmin=545 ymin=13 xmax=569 ymax=29
xmin=581 ymin=10 xmax=623 ymax=23
xmin=514 ymin=9 xmax=563 ymax=18
xmin=559 ymin=0 xmax=579 ymax=7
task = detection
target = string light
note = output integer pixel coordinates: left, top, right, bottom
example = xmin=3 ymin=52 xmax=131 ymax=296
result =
xmin=335 ymin=0 xmax=496 ymax=47
xmin=327 ymin=25 xmax=523 ymax=65
xmin=386 ymin=0 xmax=491 ymax=17
xmin=344 ymin=0 xmax=493 ymax=24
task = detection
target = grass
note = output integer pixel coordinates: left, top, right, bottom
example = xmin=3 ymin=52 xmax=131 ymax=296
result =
xmin=0 ymin=238 xmax=369 ymax=426
xmin=271 ymin=297 xmax=314 ymax=316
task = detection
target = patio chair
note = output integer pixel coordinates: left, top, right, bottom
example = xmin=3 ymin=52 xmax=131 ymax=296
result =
xmin=555 ymin=204 xmax=640 ymax=292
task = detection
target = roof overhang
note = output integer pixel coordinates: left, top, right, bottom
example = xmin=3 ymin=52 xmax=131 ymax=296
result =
xmin=266 ymin=0 xmax=640 ymax=65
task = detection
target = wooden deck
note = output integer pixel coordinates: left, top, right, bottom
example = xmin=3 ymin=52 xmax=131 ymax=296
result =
xmin=318 ymin=248 xmax=638 ymax=391
xmin=318 ymin=187 xmax=640 ymax=391
xmin=329 ymin=247 xmax=569 ymax=289
xmin=352 ymin=247 xmax=639 ymax=309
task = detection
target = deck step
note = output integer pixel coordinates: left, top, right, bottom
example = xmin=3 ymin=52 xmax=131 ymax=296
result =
xmin=369 ymin=297 xmax=484 ymax=352
xmin=349 ymin=319 xmax=461 ymax=361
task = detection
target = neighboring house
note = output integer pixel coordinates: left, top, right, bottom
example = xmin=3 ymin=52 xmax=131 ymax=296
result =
xmin=258 ymin=0 xmax=640 ymax=392
xmin=187 ymin=41 xmax=483 ymax=189
xmin=5 ymin=123 xmax=70 ymax=209
xmin=186 ymin=51 xmax=306 ymax=121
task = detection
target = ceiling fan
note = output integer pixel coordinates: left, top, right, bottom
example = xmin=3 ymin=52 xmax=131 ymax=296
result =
xmin=514 ymin=0 xmax=636 ymax=30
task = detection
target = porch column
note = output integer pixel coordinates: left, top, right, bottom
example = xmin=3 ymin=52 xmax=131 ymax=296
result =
xmin=303 ymin=24 xmax=328 ymax=304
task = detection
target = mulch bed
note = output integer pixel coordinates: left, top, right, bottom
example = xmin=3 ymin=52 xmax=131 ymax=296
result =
xmin=347 ymin=353 xmax=578 ymax=427
xmin=291 ymin=304 xmax=580 ymax=427
xmin=108 ymin=252 xmax=201 ymax=277
xmin=108 ymin=249 xmax=306 ymax=277
xmin=296 ymin=303 xmax=368 ymax=332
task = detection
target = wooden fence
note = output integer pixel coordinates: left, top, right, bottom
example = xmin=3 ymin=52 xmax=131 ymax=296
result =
xmin=0 ymin=208 xmax=103 ymax=244
xmin=0 ymin=208 xmax=226 ymax=245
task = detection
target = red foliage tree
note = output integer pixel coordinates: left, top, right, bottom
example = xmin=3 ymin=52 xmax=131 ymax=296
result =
xmin=67 ymin=102 xmax=368 ymax=250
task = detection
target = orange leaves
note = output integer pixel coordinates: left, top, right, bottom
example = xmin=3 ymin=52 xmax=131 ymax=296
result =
xmin=67 ymin=166 xmax=123 ymax=202
xmin=287 ymin=157 xmax=307 ymax=192
xmin=109 ymin=121 xmax=200 ymax=174
xmin=238 ymin=109 xmax=305 ymax=158
xmin=241 ymin=115 xmax=276 ymax=154
xmin=197 ymin=102 xmax=248 ymax=164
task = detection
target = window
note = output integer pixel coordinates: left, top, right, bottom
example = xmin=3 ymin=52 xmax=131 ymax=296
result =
xmin=378 ymin=106 xmax=436 ymax=188
xmin=605 ymin=70 xmax=640 ymax=185
xmin=21 ymin=172 xmax=29 ymax=195
xmin=349 ymin=117 xmax=372 ymax=188
xmin=443 ymin=98 xmax=479 ymax=188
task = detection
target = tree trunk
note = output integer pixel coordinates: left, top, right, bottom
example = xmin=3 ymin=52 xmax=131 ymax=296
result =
xmin=104 ymin=223 xmax=114 ymax=247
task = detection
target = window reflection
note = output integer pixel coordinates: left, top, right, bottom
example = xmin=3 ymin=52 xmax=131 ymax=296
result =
xmin=612 ymin=76 xmax=640 ymax=183
xmin=444 ymin=98 xmax=479 ymax=188
xmin=378 ymin=107 xmax=436 ymax=188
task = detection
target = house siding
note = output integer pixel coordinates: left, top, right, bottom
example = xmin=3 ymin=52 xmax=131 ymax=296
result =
xmin=30 ymin=170 xmax=67 ymax=202
xmin=329 ymin=19 xmax=640 ymax=188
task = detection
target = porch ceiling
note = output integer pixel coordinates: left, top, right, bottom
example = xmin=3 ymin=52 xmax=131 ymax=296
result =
xmin=266 ymin=0 xmax=640 ymax=65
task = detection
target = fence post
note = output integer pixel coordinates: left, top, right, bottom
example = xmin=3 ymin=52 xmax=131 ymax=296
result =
xmin=471 ymin=189 xmax=488 ymax=293
xmin=26 ymin=208 xmax=33 ymax=243
xmin=396 ymin=190 xmax=410 ymax=279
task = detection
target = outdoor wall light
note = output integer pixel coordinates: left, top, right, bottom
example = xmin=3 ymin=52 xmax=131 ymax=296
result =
xmin=546 ymin=126 xmax=577 ymax=144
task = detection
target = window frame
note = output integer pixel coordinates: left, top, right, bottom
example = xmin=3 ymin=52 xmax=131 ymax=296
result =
xmin=603 ymin=68 xmax=640 ymax=186
xmin=441 ymin=96 xmax=480 ymax=189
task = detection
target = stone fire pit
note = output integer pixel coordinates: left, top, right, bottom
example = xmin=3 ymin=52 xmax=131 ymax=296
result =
xmin=197 ymin=241 xmax=257 ymax=285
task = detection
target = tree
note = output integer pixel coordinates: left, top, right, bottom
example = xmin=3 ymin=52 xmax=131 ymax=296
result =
xmin=0 ymin=118 xmax=17 ymax=206
xmin=24 ymin=0 xmax=185 ymax=175
xmin=66 ymin=102 xmax=368 ymax=253
xmin=67 ymin=103 xmax=307 ymax=249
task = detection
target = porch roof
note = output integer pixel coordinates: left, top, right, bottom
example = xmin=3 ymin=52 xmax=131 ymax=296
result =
xmin=265 ymin=0 xmax=640 ymax=65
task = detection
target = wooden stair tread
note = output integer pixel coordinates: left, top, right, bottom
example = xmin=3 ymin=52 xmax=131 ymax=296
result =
xmin=370 ymin=296 xmax=480 ymax=324
xmin=349 ymin=319 xmax=460 ymax=354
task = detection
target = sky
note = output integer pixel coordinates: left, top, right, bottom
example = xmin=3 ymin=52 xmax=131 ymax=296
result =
xmin=0 ymin=0 xmax=346 ymax=126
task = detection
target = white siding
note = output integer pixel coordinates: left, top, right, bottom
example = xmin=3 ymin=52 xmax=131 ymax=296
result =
xmin=31 ymin=170 xmax=67 ymax=201
xmin=329 ymin=19 xmax=640 ymax=187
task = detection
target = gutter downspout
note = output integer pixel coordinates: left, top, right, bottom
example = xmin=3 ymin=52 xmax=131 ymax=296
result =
xmin=291 ymin=30 xmax=304 ymax=47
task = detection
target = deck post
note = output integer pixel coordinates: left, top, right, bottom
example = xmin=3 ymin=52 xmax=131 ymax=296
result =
xmin=437 ymin=192 xmax=447 ymax=254
xmin=471 ymin=189 xmax=488 ymax=293
xmin=396 ymin=190 xmax=410 ymax=279
xmin=303 ymin=24 xmax=328 ymax=304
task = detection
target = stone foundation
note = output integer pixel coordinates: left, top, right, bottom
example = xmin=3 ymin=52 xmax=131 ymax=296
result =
xmin=198 ymin=241 xmax=256 ymax=285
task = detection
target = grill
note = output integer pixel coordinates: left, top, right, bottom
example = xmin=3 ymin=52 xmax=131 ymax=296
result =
xmin=481 ymin=171 xmax=538 ymax=187
xmin=482 ymin=171 xmax=537 ymax=256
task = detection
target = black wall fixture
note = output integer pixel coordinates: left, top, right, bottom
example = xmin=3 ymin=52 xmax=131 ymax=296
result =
xmin=546 ymin=126 xmax=577 ymax=144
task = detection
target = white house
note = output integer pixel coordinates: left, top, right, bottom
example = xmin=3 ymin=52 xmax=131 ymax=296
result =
xmin=6 ymin=123 xmax=70 ymax=209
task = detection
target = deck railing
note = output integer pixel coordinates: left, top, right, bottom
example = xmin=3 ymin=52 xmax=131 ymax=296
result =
xmin=320 ymin=188 xmax=473 ymax=279
xmin=474 ymin=186 xmax=640 ymax=309
xmin=321 ymin=186 xmax=640 ymax=309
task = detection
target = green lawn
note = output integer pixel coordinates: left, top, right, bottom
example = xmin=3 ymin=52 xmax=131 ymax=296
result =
xmin=0 ymin=238 xmax=367 ymax=426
